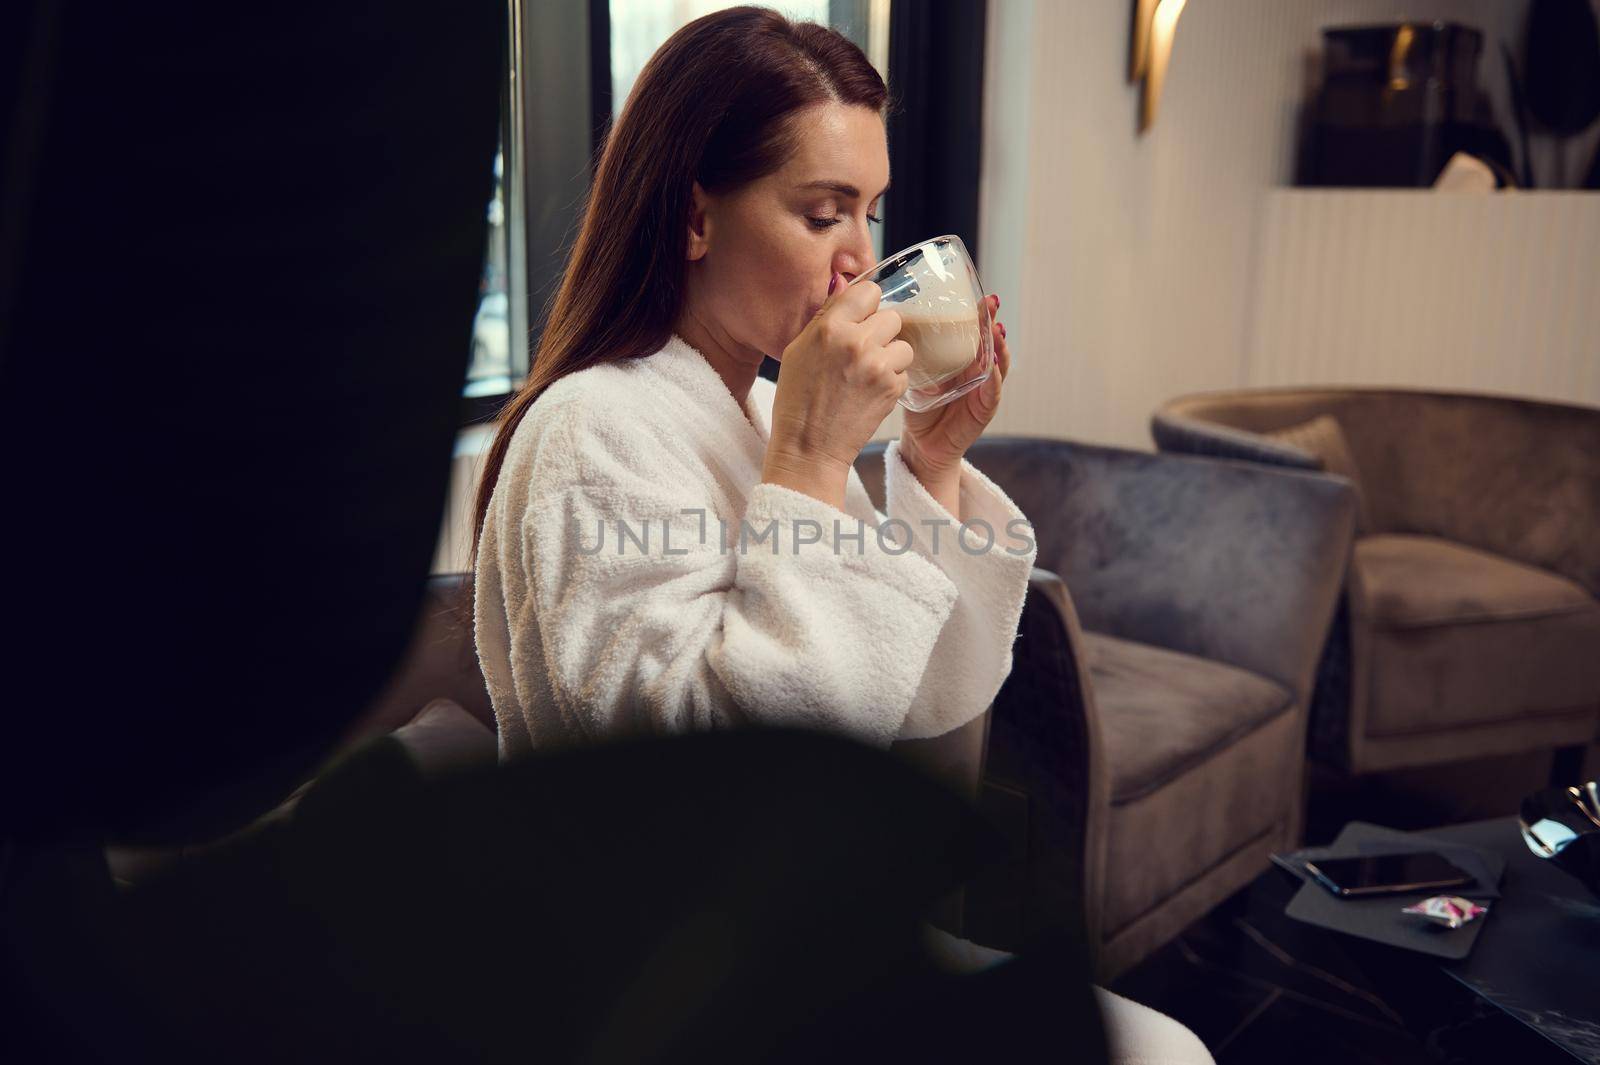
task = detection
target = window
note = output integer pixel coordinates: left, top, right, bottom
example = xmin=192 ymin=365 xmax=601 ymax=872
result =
xmin=462 ymin=1 xmax=531 ymax=415
xmin=608 ymin=0 xmax=891 ymax=263
xmin=463 ymin=145 xmax=515 ymax=399
xmin=610 ymin=1 xmax=889 ymax=111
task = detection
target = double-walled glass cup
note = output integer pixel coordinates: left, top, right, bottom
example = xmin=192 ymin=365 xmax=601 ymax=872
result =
xmin=848 ymin=234 xmax=994 ymax=412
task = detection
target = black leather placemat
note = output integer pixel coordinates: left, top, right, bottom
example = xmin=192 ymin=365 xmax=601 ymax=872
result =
xmin=1275 ymin=830 xmax=1503 ymax=900
xmin=1281 ymin=822 xmax=1507 ymax=960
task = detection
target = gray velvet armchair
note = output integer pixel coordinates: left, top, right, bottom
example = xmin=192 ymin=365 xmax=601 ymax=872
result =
xmin=317 ymin=436 xmax=1354 ymax=979
xmin=1152 ymin=388 xmax=1600 ymax=781
xmin=273 ymin=436 xmax=1351 ymax=980
xmin=855 ymin=437 xmax=1355 ymax=978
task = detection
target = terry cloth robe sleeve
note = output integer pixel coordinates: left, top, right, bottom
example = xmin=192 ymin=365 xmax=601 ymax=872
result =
xmin=879 ymin=438 xmax=1039 ymax=741
xmin=520 ymin=401 xmax=961 ymax=750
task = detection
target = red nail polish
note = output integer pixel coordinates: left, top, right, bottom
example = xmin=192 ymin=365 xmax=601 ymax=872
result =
xmin=999 ymin=323 xmax=1007 ymax=338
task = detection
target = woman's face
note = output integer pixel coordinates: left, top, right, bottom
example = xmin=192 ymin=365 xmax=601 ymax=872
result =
xmin=685 ymin=101 xmax=890 ymax=362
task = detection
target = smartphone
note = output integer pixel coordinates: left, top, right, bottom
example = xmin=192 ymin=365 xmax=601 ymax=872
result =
xmin=1305 ymin=852 xmax=1473 ymax=898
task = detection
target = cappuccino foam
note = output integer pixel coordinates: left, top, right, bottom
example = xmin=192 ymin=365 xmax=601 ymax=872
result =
xmin=894 ymin=303 xmax=981 ymax=388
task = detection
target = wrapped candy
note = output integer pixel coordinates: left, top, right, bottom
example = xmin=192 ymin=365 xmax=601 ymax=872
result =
xmin=1402 ymin=895 xmax=1488 ymax=930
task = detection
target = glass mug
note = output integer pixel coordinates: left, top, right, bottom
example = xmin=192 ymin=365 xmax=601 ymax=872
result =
xmin=846 ymin=234 xmax=995 ymax=412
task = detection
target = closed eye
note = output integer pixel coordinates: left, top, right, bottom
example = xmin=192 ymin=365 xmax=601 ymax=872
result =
xmin=808 ymin=214 xmax=882 ymax=230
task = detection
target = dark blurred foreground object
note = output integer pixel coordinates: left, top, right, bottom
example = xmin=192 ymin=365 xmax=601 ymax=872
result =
xmin=0 ymin=2 xmax=1103 ymax=1060
xmin=1 ymin=0 xmax=504 ymax=844
xmin=1520 ymin=780 xmax=1600 ymax=901
xmin=1301 ymin=22 xmax=1514 ymax=187
xmin=8 ymin=725 xmax=1105 ymax=1064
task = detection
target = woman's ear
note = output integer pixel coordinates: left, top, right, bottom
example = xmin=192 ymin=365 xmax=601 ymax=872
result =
xmin=686 ymin=181 xmax=711 ymax=262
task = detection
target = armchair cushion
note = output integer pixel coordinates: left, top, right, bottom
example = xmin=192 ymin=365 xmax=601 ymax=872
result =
xmin=1354 ymin=535 xmax=1600 ymax=737
xmin=1358 ymin=535 xmax=1597 ymax=627
xmin=1086 ymin=633 xmax=1292 ymax=803
xmin=1100 ymin=690 xmax=1302 ymax=946
xmin=1262 ymin=415 xmax=1371 ymax=533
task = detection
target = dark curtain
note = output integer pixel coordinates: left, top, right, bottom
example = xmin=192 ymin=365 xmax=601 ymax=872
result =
xmin=885 ymin=0 xmax=988 ymax=262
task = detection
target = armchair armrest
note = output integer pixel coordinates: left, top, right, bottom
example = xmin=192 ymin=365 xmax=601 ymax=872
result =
xmin=1151 ymin=410 xmax=1321 ymax=471
xmin=350 ymin=573 xmax=493 ymax=745
xmin=964 ymin=567 xmax=1108 ymax=955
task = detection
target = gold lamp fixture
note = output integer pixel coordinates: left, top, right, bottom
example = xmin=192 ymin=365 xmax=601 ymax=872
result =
xmin=1130 ymin=0 xmax=1187 ymax=132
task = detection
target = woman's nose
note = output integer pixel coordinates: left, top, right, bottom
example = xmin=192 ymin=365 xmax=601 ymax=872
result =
xmin=838 ymin=240 xmax=877 ymax=283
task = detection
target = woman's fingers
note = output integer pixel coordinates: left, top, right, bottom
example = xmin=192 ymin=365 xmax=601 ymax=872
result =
xmin=987 ymin=293 xmax=1010 ymax=382
xmin=830 ymin=277 xmax=882 ymax=323
xmin=974 ymin=348 xmax=1003 ymax=415
xmin=862 ymin=304 xmax=904 ymax=349
xmin=884 ymin=338 xmax=914 ymax=374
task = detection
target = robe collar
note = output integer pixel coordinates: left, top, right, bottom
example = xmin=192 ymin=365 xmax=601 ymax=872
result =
xmin=651 ymin=332 xmax=773 ymax=448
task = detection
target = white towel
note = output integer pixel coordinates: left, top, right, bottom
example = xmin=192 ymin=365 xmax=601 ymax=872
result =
xmin=473 ymin=334 xmax=1037 ymax=760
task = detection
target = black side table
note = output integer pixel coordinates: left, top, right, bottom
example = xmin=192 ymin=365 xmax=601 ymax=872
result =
xmin=1419 ymin=817 xmax=1600 ymax=1063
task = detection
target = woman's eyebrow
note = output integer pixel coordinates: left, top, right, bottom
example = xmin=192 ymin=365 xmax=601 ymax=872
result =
xmin=796 ymin=179 xmax=892 ymax=199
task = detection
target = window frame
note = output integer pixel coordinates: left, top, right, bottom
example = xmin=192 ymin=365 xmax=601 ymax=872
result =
xmin=461 ymin=0 xmax=611 ymax=427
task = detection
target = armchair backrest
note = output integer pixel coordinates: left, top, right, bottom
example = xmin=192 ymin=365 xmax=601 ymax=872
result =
xmin=858 ymin=437 xmax=1354 ymax=701
xmin=1156 ymin=389 xmax=1600 ymax=597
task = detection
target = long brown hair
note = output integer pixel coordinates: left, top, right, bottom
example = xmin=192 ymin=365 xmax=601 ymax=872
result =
xmin=468 ymin=6 xmax=888 ymax=571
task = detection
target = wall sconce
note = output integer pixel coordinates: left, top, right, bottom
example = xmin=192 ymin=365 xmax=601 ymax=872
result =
xmin=1130 ymin=0 xmax=1187 ymax=132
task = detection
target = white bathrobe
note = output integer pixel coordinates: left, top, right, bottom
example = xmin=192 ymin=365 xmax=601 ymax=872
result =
xmin=473 ymin=333 xmax=1037 ymax=760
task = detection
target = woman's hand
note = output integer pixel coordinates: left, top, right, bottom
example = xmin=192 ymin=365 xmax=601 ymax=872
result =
xmin=763 ymin=273 xmax=913 ymax=510
xmin=899 ymin=294 xmax=1009 ymax=514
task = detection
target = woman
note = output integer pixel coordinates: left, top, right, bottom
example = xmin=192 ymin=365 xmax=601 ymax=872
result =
xmin=471 ymin=7 xmax=1033 ymax=758
xmin=470 ymin=10 xmax=1213 ymax=1063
